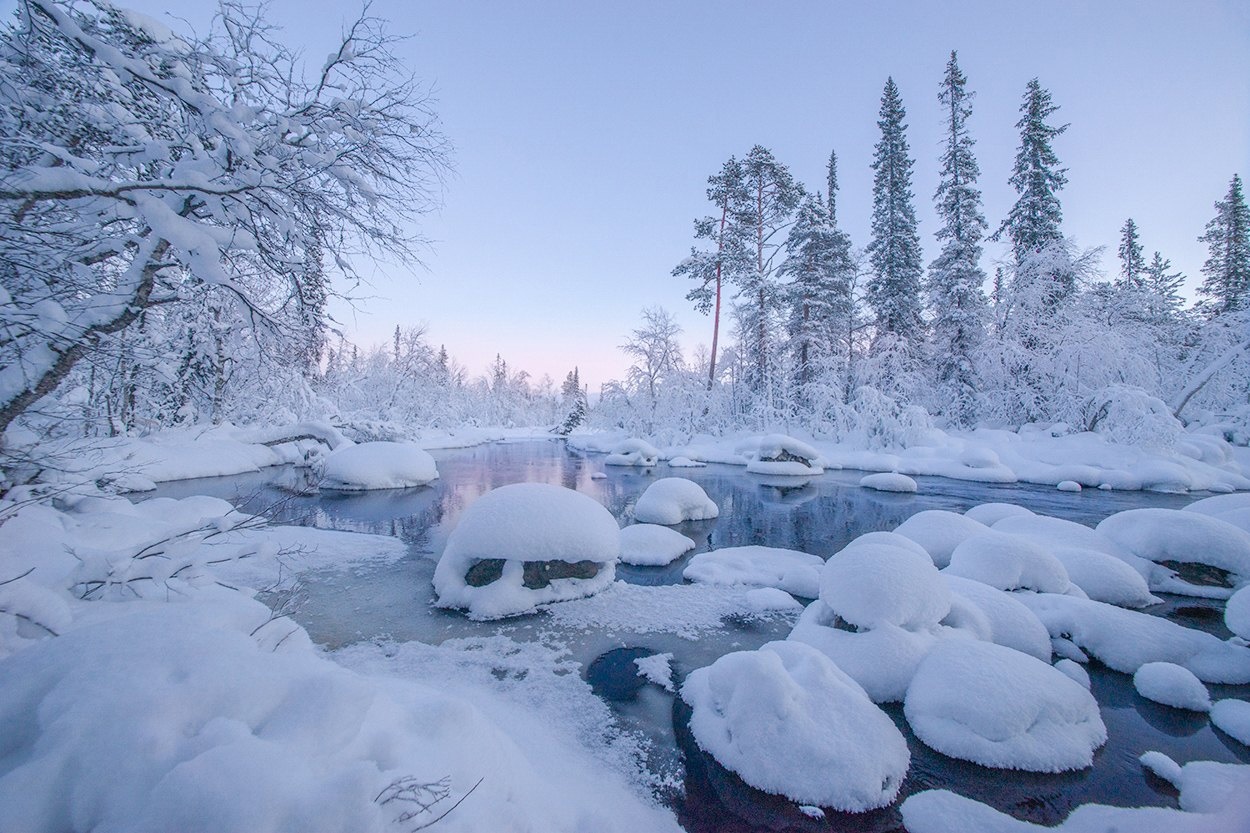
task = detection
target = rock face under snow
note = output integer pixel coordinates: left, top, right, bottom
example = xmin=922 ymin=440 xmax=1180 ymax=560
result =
xmin=618 ymin=524 xmax=696 ymax=567
xmin=745 ymin=434 xmax=824 ymax=476
xmin=433 ymin=484 xmax=619 ymax=619
xmin=603 ymin=438 xmax=659 ymax=467
xmin=1133 ymin=662 xmax=1211 ymax=711
xmin=904 ymin=639 xmax=1107 ymax=772
xmin=683 ymin=546 xmax=823 ymax=598
xmin=682 ymin=641 xmax=909 ymax=812
xmin=319 ymin=441 xmax=439 ymax=490
xmin=632 ymin=478 xmax=719 ymax=525
xmin=860 ymin=472 xmax=918 ymax=492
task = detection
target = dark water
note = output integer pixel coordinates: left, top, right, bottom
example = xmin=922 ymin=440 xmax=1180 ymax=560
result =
xmin=147 ymin=439 xmax=1250 ymax=831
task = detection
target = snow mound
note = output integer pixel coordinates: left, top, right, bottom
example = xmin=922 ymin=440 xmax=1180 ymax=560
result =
xmin=632 ymin=477 xmax=719 ymax=525
xmin=682 ymin=641 xmax=909 ymax=811
xmin=945 ymin=530 xmax=1071 ymax=594
xmin=320 ymin=441 xmax=438 ymax=490
xmin=1183 ymin=493 xmax=1250 ymax=534
xmin=618 ymin=524 xmax=696 ymax=566
xmin=433 ymin=484 xmax=619 ymax=619
xmin=964 ymin=502 xmax=1034 ymax=526
xmin=745 ymin=434 xmax=823 ymax=476
xmin=820 ymin=539 xmax=949 ymax=630
xmin=1226 ymin=585 xmax=1250 ymax=640
xmin=667 ymin=456 xmax=706 ymax=468
xmin=745 ymin=587 xmax=803 ymax=612
xmin=684 ymin=546 xmax=823 ymax=598
xmin=1097 ymin=508 xmax=1250 ymax=582
xmin=634 ymin=653 xmax=675 ymax=693
xmin=894 ymin=510 xmax=988 ymax=568
xmin=1054 ymin=659 xmax=1090 ymax=689
xmin=1133 ymin=662 xmax=1211 ymax=711
xmin=942 ymin=574 xmax=1052 ymax=661
xmin=904 ymin=639 xmax=1106 ymax=772
xmin=860 ymin=472 xmax=918 ymax=492
xmin=1057 ymin=480 xmax=1082 ymax=492
xmin=1020 ymin=593 xmax=1250 ymax=684
xmin=604 ymin=438 xmax=659 ymax=467
xmin=1211 ymin=699 xmax=1250 ymax=746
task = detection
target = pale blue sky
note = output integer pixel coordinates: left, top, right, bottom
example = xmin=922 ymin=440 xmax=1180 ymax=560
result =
xmin=16 ymin=0 xmax=1250 ymax=388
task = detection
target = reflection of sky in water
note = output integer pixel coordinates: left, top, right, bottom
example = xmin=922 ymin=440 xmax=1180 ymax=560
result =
xmin=146 ymin=440 xmax=1249 ymax=829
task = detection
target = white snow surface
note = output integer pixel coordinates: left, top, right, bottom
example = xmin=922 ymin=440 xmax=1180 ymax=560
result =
xmin=965 ymin=502 xmax=1035 ymax=525
xmin=1211 ymin=699 xmax=1250 ymax=746
xmin=632 ymin=477 xmax=719 ymax=524
xmin=941 ymin=574 xmax=1052 ymax=661
xmin=666 ymin=456 xmax=706 ymax=468
xmin=945 ymin=530 xmax=1072 ymax=594
xmin=603 ymin=438 xmax=660 ymax=467
xmin=1226 ymin=585 xmax=1250 ymax=640
xmin=745 ymin=586 xmax=804 ymax=611
xmin=1054 ymin=658 xmax=1091 ymax=689
xmin=1097 ymin=507 xmax=1250 ymax=581
xmin=433 ymin=484 xmax=619 ymax=619
xmin=320 ymin=441 xmax=439 ymax=490
xmin=1057 ymin=480 xmax=1082 ymax=492
xmin=1133 ymin=662 xmax=1211 ymax=711
xmin=903 ymin=639 xmax=1107 ymax=772
xmin=894 ymin=510 xmax=989 ymax=568
xmin=820 ymin=537 xmax=950 ymax=630
xmin=634 ymin=653 xmax=675 ymax=693
xmin=1183 ymin=492 xmax=1250 ymax=533
xmin=860 ymin=472 xmax=918 ymax=492
xmin=682 ymin=641 xmax=909 ymax=811
xmin=684 ymin=546 xmax=823 ymax=598
xmin=618 ymin=524 xmax=696 ymax=566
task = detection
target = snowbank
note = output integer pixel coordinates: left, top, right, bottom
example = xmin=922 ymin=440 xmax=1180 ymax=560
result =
xmin=682 ymin=641 xmax=909 ymax=811
xmin=860 ymin=472 xmax=918 ymax=492
xmin=904 ymin=639 xmax=1107 ymax=772
xmin=618 ymin=524 xmax=696 ymax=566
xmin=433 ymin=484 xmax=619 ymax=619
xmin=632 ymin=477 xmax=719 ymax=524
xmin=320 ymin=441 xmax=439 ymax=490
xmin=683 ymin=546 xmax=823 ymax=598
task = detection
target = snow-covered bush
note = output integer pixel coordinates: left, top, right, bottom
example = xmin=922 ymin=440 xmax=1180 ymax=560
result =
xmin=1080 ymin=385 xmax=1184 ymax=450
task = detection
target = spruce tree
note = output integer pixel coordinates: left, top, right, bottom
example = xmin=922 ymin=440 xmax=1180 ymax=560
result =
xmin=1143 ymin=251 xmax=1186 ymax=319
xmin=1197 ymin=174 xmax=1250 ymax=314
xmin=866 ymin=78 xmax=924 ymax=346
xmin=927 ymin=51 xmax=987 ymax=427
xmin=826 ymin=149 xmax=839 ymax=224
xmin=1117 ymin=218 xmax=1146 ymax=288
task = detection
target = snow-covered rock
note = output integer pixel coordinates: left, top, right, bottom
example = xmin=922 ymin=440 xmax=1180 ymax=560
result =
xmin=820 ymin=538 xmax=949 ymax=630
xmin=319 ymin=441 xmax=439 ymax=490
xmin=433 ymin=484 xmax=619 ymax=619
xmin=1097 ymin=507 xmax=1250 ymax=582
xmin=1133 ymin=662 xmax=1211 ymax=711
xmin=942 ymin=574 xmax=1052 ymax=661
xmin=667 ymin=456 xmax=706 ymax=468
xmin=745 ymin=587 xmax=803 ymax=612
xmin=1054 ymin=658 xmax=1090 ymax=689
xmin=682 ymin=641 xmax=909 ymax=811
xmin=683 ymin=546 xmax=822 ymax=598
xmin=860 ymin=472 xmax=918 ymax=492
xmin=1183 ymin=493 xmax=1250 ymax=534
xmin=604 ymin=438 xmax=659 ymax=467
xmin=1211 ymin=699 xmax=1250 ymax=746
xmin=744 ymin=434 xmax=824 ymax=476
xmin=1226 ymin=585 xmax=1250 ymax=640
xmin=944 ymin=530 xmax=1072 ymax=594
xmin=618 ymin=524 xmax=696 ymax=567
xmin=904 ymin=639 xmax=1107 ymax=772
xmin=894 ymin=510 xmax=988 ymax=568
xmin=1057 ymin=480 xmax=1082 ymax=492
xmin=632 ymin=477 xmax=719 ymax=525
xmin=964 ymin=502 xmax=1034 ymax=526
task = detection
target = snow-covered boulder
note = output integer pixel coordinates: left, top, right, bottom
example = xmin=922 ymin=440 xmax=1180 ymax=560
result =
xmin=894 ymin=510 xmax=988 ymax=568
xmin=820 ymin=539 xmax=949 ymax=630
xmin=1133 ymin=662 xmax=1211 ymax=711
xmin=618 ymin=524 xmax=696 ymax=567
xmin=1211 ymin=699 xmax=1250 ymax=746
xmin=682 ymin=641 xmax=909 ymax=811
xmin=944 ymin=530 xmax=1071 ymax=594
xmin=745 ymin=587 xmax=803 ymax=612
xmin=942 ymin=574 xmax=1052 ymax=661
xmin=1057 ymin=480 xmax=1082 ymax=492
xmin=319 ymin=441 xmax=438 ymax=490
xmin=1054 ymin=658 xmax=1090 ymax=689
xmin=964 ymin=502 xmax=1034 ymax=526
xmin=683 ymin=546 xmax=822 ymax=598
xmin=1183 ymin=493 xmax=1250 ymax=534
xmin=433 ymin=484 xmax=619 ymax=619
xmin=744 ymin=435 xmax=824 ymax=476
xmin=1097 ymin=508 xmax=1250 ymax=583
xmin=667 ymin=456 xmax=706 ymax=468
xmin=860 ymin=472 xmax=918 ymax=493
xmin=604 ymin=439 xmax=659 ymax=467
xmin=1226 ymin=585 xmax=1250 ymax=640
xmin=904 ymin=639 xmax=1106 ymax=772
xmin=632 ymin=478 xmax=719 ymax=525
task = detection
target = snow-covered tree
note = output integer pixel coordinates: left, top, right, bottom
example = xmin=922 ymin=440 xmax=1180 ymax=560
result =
xmin=1197 ymin=174 xmax=1250 ymax=315
xmin=622 ymin=307 xmax=684 ymax=409
xmin=1143 ymin=251 xmax=1187 ymax=321
xmin=866 ymin=78 xmax=924 ymax=350
xmin=1117 ymin=218 xmax=1146 ymax=289
xmin=927 ymin=51 xmax=987 ymax=427
xmin=0 ymin=0 xmax=449 ymax=440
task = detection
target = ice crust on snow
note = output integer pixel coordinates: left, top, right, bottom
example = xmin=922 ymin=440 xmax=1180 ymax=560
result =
xmin=903 ymin=639 xmax=1107 ymax=772
xmin=683 ymin=546 xmax=823 ymax=598
xmin=632 ymin=477 xmax=719 ymax=525
xmin=320 ymin=441 xmax=439 ymax=490
xmin=860 ymin=472 xmax=918 ymax=492
xmin=433 ymin=484 xmax=619 ymax=619
xmin=1132 ymin=662 xmax=1211 ymax=711
xmin=618 ymin=524 xmax=696 ymax=566
xmin=681 ymin=641 xmax=909 ymax=811
xmin=894 ymin=510 xmax=988 ymax=568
